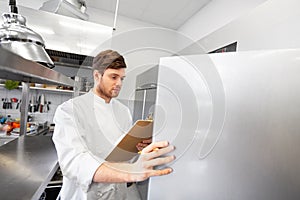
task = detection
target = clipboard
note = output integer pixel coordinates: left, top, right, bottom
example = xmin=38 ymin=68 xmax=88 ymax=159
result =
xmin=105 ymin=120 xmax=153 ymax=162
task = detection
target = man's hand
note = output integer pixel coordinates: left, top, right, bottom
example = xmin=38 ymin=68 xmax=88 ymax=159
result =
xmin=130 ymin=141 xmax=175 ymax=181
xmin=136 ymin=138 xmax=152 ymax=152
xmin=93 ymin=141 xmax=175 ymax=183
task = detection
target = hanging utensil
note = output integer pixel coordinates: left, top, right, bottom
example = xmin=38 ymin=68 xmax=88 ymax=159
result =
xmin=16 ymin=99 xmax=21 ymax=109
xmin=46 ymin=101 xmax=51 ymax=112
xmin=40 ymin=94 xmax=45 ymax=113
xmin=29 ymin=95 xmax=35 ymax=113
xmin=8 ymin=99 xmax=12 ymax=109
xmin=2 ymin=98 xmax=6 ymax=109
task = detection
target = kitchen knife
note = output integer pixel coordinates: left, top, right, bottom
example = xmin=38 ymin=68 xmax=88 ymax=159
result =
xmin=40 ymin=94 xmax=45 ymax=113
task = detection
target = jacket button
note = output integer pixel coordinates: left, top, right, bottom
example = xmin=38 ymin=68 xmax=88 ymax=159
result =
xmin=97 ymin=192 xmax=103 ymax=196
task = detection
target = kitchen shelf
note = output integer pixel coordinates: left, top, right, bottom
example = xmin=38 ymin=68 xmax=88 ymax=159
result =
xmin=0 ymin=47 xmax=74 ymax=86
xmin=0 ymin=83 xmax=74 ymax=94
xmin=0 ymin=84 xmax=89 ymax=95
xmin=25 ymin=86 xmax=74 ymax=93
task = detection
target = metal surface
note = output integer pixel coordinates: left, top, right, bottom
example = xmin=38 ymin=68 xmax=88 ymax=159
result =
xmin=149 ymin=49 xmax=300 ymax=199
xmin=0 ymin=12 xmax=54 ymax=68
xmin=0 ymin=136 xmax=59 ymax=200
xmin=0 ymin=136 xmax=16 ymax=146
xmin=133 ymin=67 xmax=158 ymax=123
xmin=133 ymin=88 xmax=157 ymax=122
xmin=0 ymin=47 xmax=74 ymax=86
xmin=20 ymin=82 xmax=30 ymax=136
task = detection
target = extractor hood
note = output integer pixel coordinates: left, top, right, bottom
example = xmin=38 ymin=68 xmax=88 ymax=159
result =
xmin=40 ymin=0 xmax=89 ymax=20
xmin=0 ymin=0 xmax=54 ymax=68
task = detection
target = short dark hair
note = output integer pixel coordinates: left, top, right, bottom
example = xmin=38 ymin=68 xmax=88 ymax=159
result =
xmin=92 ymin=49 xmax=126 ymax=74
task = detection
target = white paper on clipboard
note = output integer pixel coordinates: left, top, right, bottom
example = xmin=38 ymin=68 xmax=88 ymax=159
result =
xmin=105 ymin=120 xmax=153 ymax=162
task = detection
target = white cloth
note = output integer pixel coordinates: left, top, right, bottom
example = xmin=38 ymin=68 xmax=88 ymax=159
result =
xmin=52 ymin=91 xmax=139 ymax=200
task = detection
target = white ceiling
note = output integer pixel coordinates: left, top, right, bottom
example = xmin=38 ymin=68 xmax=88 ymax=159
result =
xmin=1 ymin=0 xmax=212 ymax=30
xmin=86 ymin=0 xmax=212 ymax=29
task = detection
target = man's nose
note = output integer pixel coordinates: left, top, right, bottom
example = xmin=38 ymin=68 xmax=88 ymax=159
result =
xmin=116 ymin=77 xmax=122 ymax=86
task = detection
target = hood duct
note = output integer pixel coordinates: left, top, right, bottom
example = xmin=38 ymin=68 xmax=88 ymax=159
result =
xmin=40 ymin=0 xmax=89 ymax=20
xmin=0 ymin=0 xmax=54 ymax=68
xmin=46 ymin=49 xmax=93 ymax=69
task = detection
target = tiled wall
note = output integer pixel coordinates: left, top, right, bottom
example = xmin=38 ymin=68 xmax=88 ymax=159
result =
xmin=0 ymin=86 xmax=72 ymax=124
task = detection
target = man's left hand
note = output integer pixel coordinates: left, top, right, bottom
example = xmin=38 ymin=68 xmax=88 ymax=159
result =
xmin=136 ymin=139 xmax=152 ymax=151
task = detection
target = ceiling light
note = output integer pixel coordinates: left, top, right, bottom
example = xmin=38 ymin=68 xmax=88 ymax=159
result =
xmin=76 ymin=43 xmax=95 ymax=50
xmin=58 ymin=20 xmax=112 ymax=33
xmin=40 ymin=0 xmax=89 ymax=21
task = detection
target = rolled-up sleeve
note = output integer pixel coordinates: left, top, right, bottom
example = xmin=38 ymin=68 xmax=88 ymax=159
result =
xmin=52 ymin=101 xmax=104 ymax=192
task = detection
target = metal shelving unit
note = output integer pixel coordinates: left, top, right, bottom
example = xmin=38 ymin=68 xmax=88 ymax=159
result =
xmin=0 ymin=47 xmax=74 ymax=86
xmin=0 ymin=47 xmax=75 ymax=135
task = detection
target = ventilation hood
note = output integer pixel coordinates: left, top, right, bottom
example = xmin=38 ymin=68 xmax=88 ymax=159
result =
xmin=46 ymin=49 xmax=93 ymax=69
xmin=40 ymin=0 xmax=89 ymax=20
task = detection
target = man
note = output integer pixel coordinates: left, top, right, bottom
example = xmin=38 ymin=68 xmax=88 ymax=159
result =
xmin=52 ymin=50 xmax=175 ymax=199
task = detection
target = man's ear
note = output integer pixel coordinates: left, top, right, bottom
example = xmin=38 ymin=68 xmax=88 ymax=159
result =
xmin=93 ymin=70 xmax=101 ymax=81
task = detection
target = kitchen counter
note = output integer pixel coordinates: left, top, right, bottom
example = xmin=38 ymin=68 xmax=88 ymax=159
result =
xmin=0 ymin=135 xmax=58 ymax=200
xmin=0 ymin=124 xmax=51 ymax=147
xmin=0 ymin=135 xmax=17 ymax=146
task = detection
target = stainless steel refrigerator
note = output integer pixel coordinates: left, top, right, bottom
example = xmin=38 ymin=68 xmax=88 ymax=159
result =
xmin=148 ymin=49 xmax=300 ymax=200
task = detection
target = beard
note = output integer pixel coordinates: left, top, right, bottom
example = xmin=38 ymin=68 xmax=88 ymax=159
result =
xmin=95 ymin=84 xmax=120 ymax=100
xmin=111 ymin=88 xmax=120 ymax=97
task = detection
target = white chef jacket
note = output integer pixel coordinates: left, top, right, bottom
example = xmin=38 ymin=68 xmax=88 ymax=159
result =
xmin=52 ymin=91 xmax=141 ymax=200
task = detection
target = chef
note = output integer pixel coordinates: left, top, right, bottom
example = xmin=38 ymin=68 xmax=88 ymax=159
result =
xmin=52 ymin=49 xmax=175 ymax=199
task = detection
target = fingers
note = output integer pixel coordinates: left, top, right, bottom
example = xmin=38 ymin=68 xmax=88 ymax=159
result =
xmin=147 ymin=167 xmax=173 ymax=177
xmin=136 ymin=145 xmax=143 ymax=152
xmin=142 ymin=139 xmax=152 ymax=144
xmin=142 ymin=144 xmax=175 ymax=161
xmin=144 ymin=155 xmax=175 ymax=169
xmin=140 ymin=142 xmax=175 ymax=169
xmin=136 ymin=139 xmax=153 ymax=151
xmin=131 ymin=167 xmax=174 ymax=182
xmin=136 ymin=142 xmax=148 ymax=151
xmin=142 ymin=141 xmax=170 ymax=154
xmin=154 ymin=145 xmax=175 ymax=156
xmin=133 ymin=141 xmax=176 ymax=181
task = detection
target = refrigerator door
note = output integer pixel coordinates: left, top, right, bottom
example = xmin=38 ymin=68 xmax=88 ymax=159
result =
xmin=149 ymin=49 xmax=300 ymax=200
